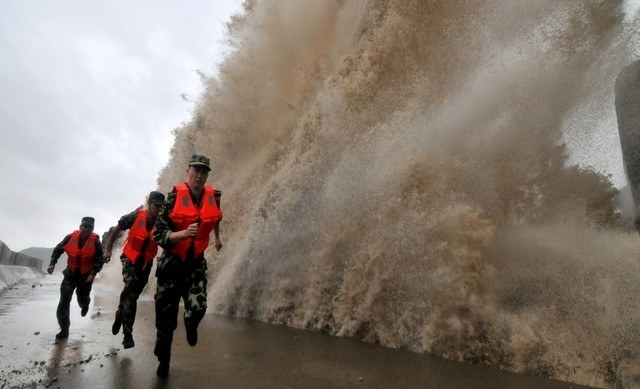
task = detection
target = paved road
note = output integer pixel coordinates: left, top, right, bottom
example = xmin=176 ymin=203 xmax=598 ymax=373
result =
xmin=0 ymin=274 xmax=595 ymax=388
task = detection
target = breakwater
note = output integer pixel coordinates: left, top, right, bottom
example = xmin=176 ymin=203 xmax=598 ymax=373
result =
xmin=0 ymin=241 xmax=45 ymax=290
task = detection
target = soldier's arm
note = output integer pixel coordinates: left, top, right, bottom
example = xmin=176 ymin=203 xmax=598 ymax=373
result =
xmin=153 ymin=194 xmax=176 ymax=250
xmin=154 ymin=192 xmax=198 ymax=248
xmin=90 ymin=238 xmax=105 ymax=277
xmin=49 ymin=235 xmax=71 ymax=266
xmin=104 ymin=210 xmax=137 ymax=261
xmin=48 ymin=234 xmax=71 ymax=274
xmin=213 ymin=189 xmax=222 ymax=251
xmin=104 ymin=225 xmax=122 ymax=263
xmin=213 ymin=222 xmax=222 ymax=251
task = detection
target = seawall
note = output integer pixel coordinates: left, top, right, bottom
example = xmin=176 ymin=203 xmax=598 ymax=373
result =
xmin=0 ymin=241 xmax=44 ymax=290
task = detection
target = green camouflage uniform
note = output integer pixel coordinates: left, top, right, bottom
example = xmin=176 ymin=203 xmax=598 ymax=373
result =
xmin=152 ymin=190 xmax=215 ymax=361
xmin=115 ymin=210 xmax=154 ymax=337
xmin=50 ymin=234 xmax=104 ymax=332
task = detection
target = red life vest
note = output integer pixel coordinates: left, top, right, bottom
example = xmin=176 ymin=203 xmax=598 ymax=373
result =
xmin=63 ymin=230 xmax=99 ymax=274
xmin=169 ymin=183 xmax=222 ymax=260
xmin=122 ymin=209 xmax=158 ymax=268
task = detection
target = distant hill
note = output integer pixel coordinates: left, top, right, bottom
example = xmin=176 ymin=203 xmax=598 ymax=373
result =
xmin=20 ymin=247 xmax=65 ymax=272
xmin=20 ymin=247 xmax=53 ymax=261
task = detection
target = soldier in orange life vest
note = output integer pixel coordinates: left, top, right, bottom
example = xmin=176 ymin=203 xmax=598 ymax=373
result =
xmin=48 ymin=216 xmax=104 ymax=340
xmin=104 ymin=191 xmax=165 ymax=349
xmin=153 ymin=154 xmax=223 ymax=377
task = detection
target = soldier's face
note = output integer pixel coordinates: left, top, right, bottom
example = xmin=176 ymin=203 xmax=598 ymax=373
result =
xmin=187 ymin=166 xmax=209 ymax=193
xmin=79 ymin=224 xmax=93 ymax=238
xmin=148 ymin=203 xmax=160 ymax=218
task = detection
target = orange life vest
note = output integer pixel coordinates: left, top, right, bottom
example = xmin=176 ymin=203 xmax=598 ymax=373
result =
xmin=169 ymin=183 xmax=222 ymax=260
xmin=122 ymin=209 xmax=158 ymax=268
xmin=63 ymin=230 xmax=99 ymax=274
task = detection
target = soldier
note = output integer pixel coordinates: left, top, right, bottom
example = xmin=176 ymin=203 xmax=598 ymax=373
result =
xmin=48 ymin=216 xmax=104 ymax=340
xmin=104 ymin=191 xmax=165 ymax=349
xmin=153 ymin=154 xmax=223 ymax=377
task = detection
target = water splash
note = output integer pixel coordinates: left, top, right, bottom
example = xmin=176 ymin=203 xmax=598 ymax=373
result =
xmin=158 ymin=1 xmax=640 ymax=386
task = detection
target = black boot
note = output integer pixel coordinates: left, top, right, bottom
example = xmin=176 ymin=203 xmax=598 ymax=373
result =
xmin=185 ymin=317 xmax=198 ymax=347
xmin=112 ymin=311 xmax=122 ymax=335
xmin=157 ymin=358 xmax=170 ymax=377
xmin=55 ymin=330 xmax=69 ymax=340
xmin=123 ymin=333 xmax=135 ymax=349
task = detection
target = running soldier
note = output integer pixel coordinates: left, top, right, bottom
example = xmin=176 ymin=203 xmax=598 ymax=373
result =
xmin=153 ymin=154 xmax=223 ymax=377
xmin=48 ymin=216 xmax=104 ymax=340
xmin=104 ymin=191 xmax=165 ymax=349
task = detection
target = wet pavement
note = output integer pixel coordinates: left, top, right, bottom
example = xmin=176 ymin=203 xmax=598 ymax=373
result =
xmin=0 ymin=274 xmax=596 ymax=389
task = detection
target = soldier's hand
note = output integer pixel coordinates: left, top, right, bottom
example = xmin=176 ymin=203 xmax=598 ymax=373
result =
xmin=104 ymin=251 xmax=112 ymax=263
xmin=86 ymin=274 xmax=95 ymax=284
xmin=183 ymin=223 xmax=199 ymax=239
xmin=214 ymin=238 xmax=223 ymax=251
xmin=47 ymin=264 xmax=54 ymax=274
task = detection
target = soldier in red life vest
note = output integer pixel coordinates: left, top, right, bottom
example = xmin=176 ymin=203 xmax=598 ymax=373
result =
xmin=47 ymin=216 xmax=104 ymax=340
xmin=153 ymin=154 xmax=223 ymax=377
xmin=104 ymin=191 xmax=165 ymax=349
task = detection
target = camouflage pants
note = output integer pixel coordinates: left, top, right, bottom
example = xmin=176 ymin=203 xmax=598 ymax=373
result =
xmin=154 ymin=257 xmax=207 ymax=361
xmin=116 ymin=258 xmax=152 ymax=336
xmin=56 ymin=271 xmax=92 ymax=331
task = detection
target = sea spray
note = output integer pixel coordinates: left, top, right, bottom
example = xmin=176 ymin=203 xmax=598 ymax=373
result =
xmin=157 ymin=1 xmax=640 ymax=386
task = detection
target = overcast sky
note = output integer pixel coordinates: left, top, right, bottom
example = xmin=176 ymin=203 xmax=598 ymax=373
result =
xmin=2 ymin=1 xmax=640 ymax=253
xmin=0 ymin=1 xmax=242 ymax=251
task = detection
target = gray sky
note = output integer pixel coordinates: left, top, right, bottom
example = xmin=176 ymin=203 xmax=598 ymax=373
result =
xmin=0 ymin=1 xmax=242 ymax=251
xmin=2 ymin=1 xmax=640 ymax=253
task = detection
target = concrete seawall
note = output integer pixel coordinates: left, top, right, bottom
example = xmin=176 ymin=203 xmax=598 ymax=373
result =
xmin=0 ymin=241 xmax=44 ymax=290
